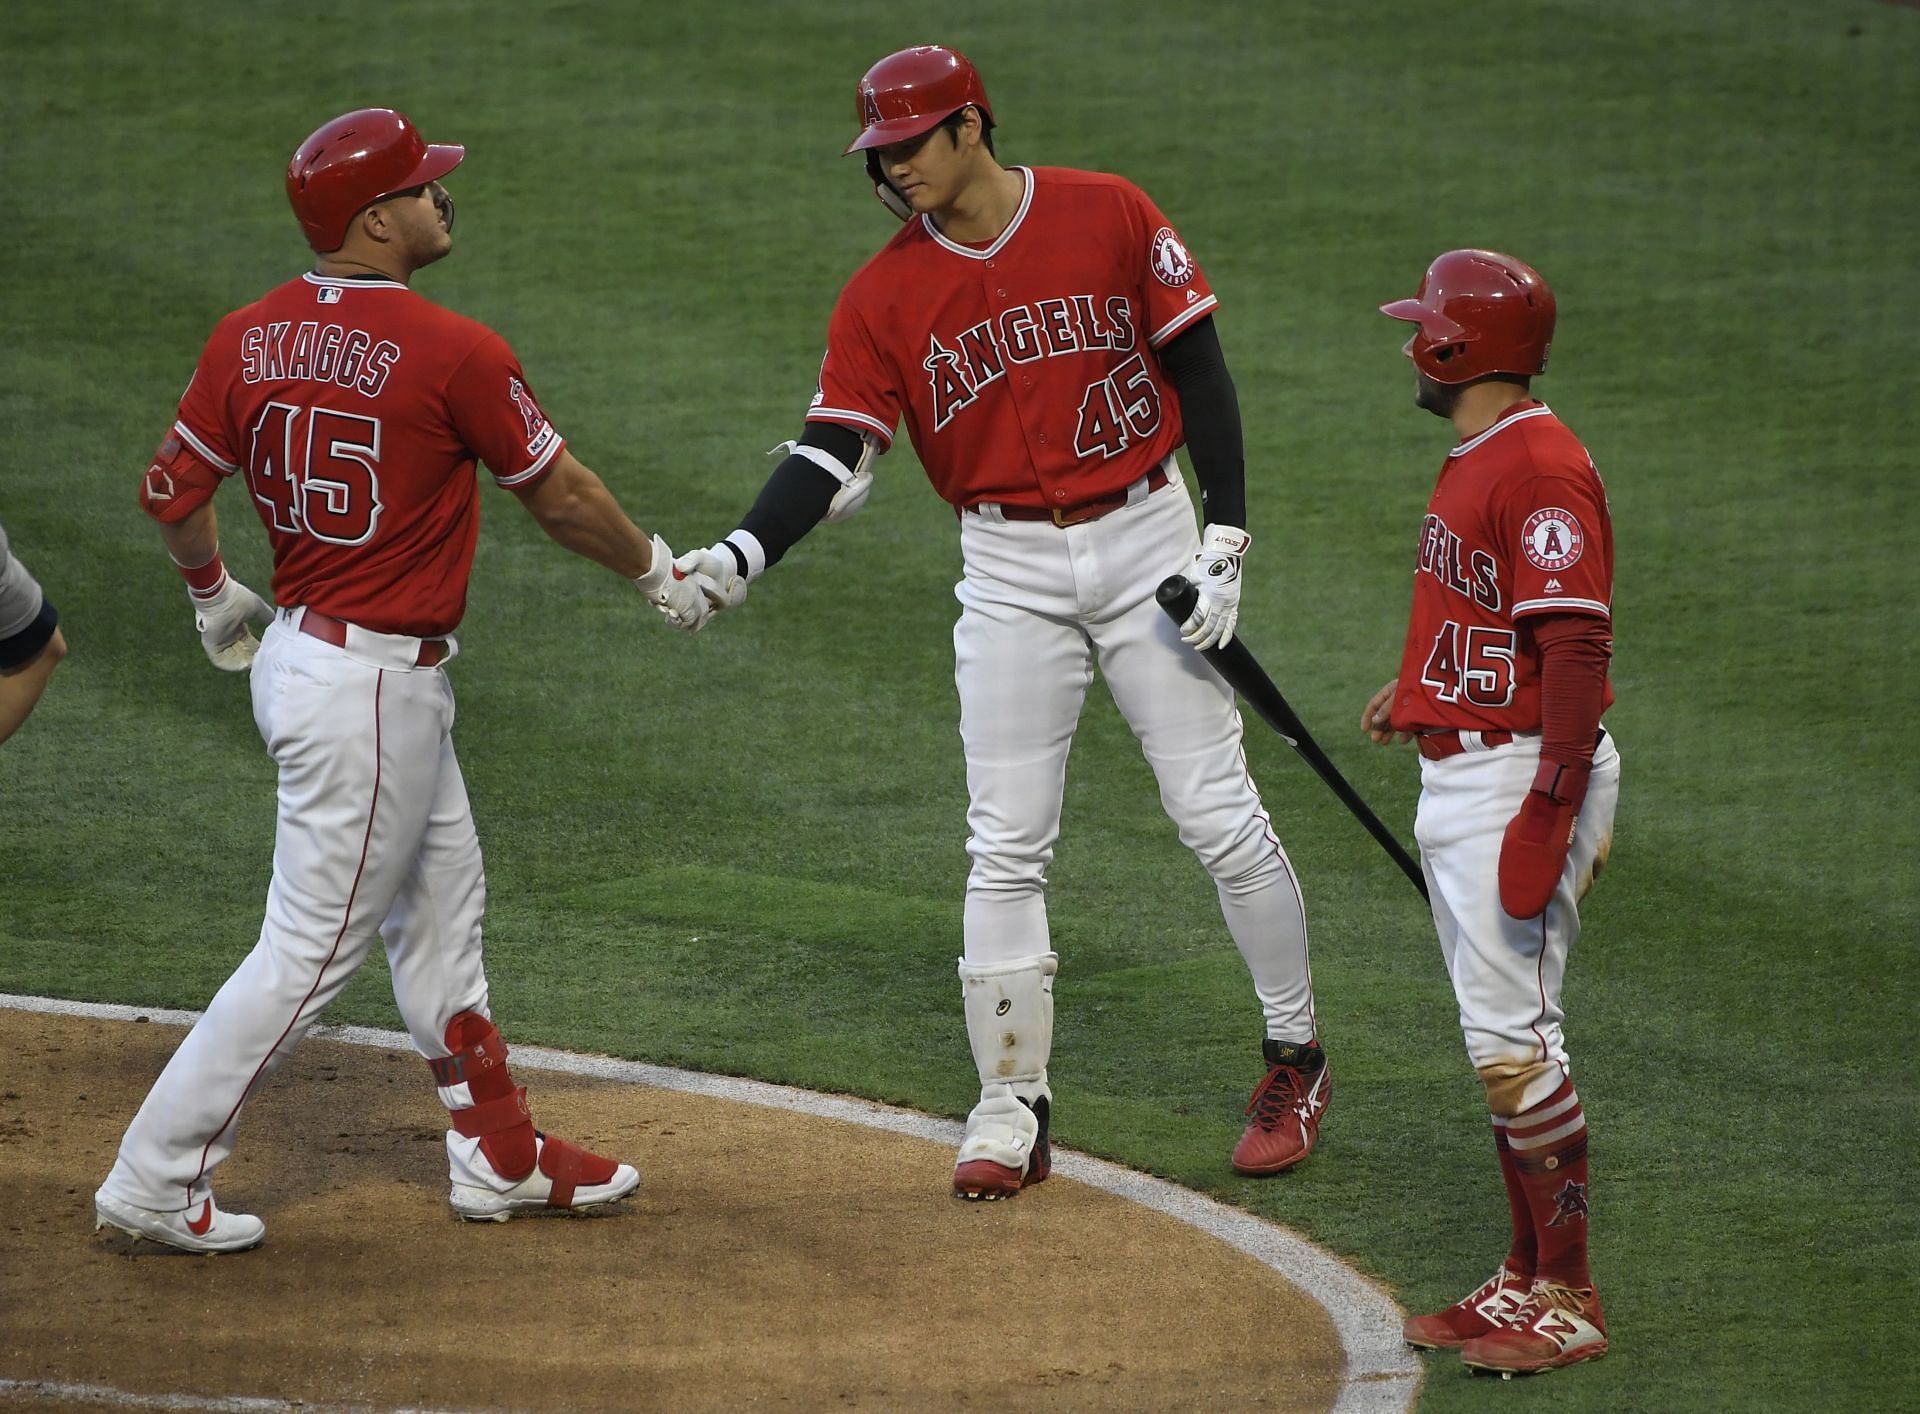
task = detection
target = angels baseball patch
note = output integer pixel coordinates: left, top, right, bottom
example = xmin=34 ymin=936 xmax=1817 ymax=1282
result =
xmin=1151 ymin=227 xmax=1195 ymax=287
xmin=1522 ymin=507 xmax=1584 ymax=571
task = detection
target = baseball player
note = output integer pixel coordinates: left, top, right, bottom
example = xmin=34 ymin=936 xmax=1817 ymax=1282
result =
xmin=1364 ymin=249 xmax=1618 ymax=1374
xmin=0 ymin=519 xmax=68 ymax=747
xmin=94 ymin=107 xmax=712 ymax=1253
xmin=674 ymin=47 xmax=1329 ymax=1199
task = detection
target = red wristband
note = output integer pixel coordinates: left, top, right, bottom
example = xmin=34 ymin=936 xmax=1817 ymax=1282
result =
xmin=174 ymin=549 xmax=227 ymax=599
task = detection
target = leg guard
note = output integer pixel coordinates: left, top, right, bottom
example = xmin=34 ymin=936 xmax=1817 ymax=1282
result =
xmin=433 ymin=1012 xmax=536 ymax=1181
xmin=954 ymin=953 xmax=1057 ymax=1197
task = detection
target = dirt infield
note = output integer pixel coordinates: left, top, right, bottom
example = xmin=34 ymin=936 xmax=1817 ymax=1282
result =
xmin=0 ymin=1008 xmax=1362 ymax=1411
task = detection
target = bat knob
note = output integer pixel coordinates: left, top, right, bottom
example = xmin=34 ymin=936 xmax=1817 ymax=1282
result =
xmin=1156 ymin=574 xmax=1199 ymax=623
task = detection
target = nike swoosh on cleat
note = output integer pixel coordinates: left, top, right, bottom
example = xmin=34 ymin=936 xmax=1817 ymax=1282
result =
xmin=186 ymin=1200 xmax=214 ymax=1236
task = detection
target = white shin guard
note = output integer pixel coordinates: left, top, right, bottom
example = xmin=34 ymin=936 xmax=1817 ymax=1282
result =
xmin=957 ymin=952 xmax=1057 ymax=1168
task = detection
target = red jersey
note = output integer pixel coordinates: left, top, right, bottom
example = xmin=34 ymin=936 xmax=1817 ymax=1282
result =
xmin=1393 ymin=402 xmax=1615 ymax=733
xmin=168 ymin=272 xmax=565 ymax=636
xmin=806 ymin=166 xmax=1219 ymax=509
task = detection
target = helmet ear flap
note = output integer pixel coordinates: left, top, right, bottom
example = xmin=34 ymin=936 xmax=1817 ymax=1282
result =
xmin=865 ymin=150 xmax=915 ymax=222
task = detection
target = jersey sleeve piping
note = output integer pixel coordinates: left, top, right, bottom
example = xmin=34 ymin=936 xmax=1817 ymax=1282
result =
xmin=1149 ymin=294 xmax=1220 ymax=348
xmin=806 ymin=407 xmax=895 ymax=447
xmin=492 ymin=433 xmax=566 ymax=488
xmin=172 ymin=419 xmax=238 ymax=475
xmin=1513 ymin=596 xmax=1610 ymax=619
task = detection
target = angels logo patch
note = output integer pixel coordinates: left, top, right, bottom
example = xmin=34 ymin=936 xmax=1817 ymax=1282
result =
xmin=508 ymin=377 xmax=554 ymax=457
xmin=1522 ymin=507 xmax=1584 ymax=572
xmin=1150 ymin=226 xmax=1195 ymax=288
xmin=861 ymin=84 xmax=883 ymax=129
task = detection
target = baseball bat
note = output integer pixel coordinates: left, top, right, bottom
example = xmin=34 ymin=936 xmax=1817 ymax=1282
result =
xmin=1156 ymin=576 xmax=1429 ymax=902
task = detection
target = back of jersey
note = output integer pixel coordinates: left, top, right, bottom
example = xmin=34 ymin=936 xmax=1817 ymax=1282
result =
xmin=172 ymin=272 xmax=564 ymax=637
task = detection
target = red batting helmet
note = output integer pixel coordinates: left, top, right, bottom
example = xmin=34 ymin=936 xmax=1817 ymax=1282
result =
xmin=1379 ymin=249 xmax=1556 ymax=384
xmin=286 ymin=108 xmax=465 ymax=253
xmin=844 ymin=46 xmax=994 ymax=155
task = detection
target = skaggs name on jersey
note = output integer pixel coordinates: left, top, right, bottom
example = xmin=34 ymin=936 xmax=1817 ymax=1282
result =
xmin=925 ymin=294 xmax=1138 ymax=431
xmin=1417 ymin=512 xmax=1501 ymax=611
xmin=240 ymin=320 xmax=402 ymax=398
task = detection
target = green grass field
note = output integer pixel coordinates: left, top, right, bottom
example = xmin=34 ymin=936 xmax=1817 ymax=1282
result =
xmin=3 ymin=1 xmax=1916 ymax=1408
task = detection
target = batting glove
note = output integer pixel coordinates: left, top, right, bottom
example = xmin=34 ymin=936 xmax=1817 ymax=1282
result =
xmin=634 ymin=534 xmax=713 ymax=634
xmin=670 ymin=545 xmax=750 ymax=615
xmin=190 ymin=572 xmax=274 ymax=672
xmin=1498 ymin=757 xmax=1591 ymax=919
xmin=1179 ymin=524 xmax=1251 ymax=650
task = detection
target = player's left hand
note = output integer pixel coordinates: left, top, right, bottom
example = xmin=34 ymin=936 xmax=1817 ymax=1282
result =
xmin=1498 ymin=757 xmax=1591 ymax=919
xmin=1179 ymin=524 xmax=1251 ymax=649
xmin=191 ymin=573 xmax=274 ymax=672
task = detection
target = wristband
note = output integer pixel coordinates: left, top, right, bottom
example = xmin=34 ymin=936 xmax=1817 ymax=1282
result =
xmin=173 ymin=549 xmax=228 ymax=600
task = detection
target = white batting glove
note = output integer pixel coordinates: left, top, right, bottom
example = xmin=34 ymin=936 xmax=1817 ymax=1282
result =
xmin=671 ymin=545 xmax=750 ymax=614
xmin=1179 ymin=524 xmax=1251 ymax=650
xmin=634 ymin=534 xmax=712 ymax=634
xmin=190 ymin=572 xmax=274 ymax=672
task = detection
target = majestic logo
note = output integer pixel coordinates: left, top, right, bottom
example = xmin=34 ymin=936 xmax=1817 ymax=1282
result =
xmin=1545 ymin=577 xmax=1563 ymax=594
xmin=861 ymin=84 xmax=883 ymax=129
xmin=1150 ymin=227 xmax=1195 ymax=287
xmin=1548 ymin=1178 xmax=1589 ymax=1227
xmin=508 ymin=376 xmax=553 ymax=456
xmin=1522 ymin=507 xmax=1584 ymax=572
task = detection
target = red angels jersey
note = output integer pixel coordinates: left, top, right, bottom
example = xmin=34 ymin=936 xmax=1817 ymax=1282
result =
xmin=806 ymin=166 xmax=1219 ymax=509
xmin=164 ymin=272 xmax=565 ymax=636
xmin=1392 ymin=402 xmax=1615 ymax=733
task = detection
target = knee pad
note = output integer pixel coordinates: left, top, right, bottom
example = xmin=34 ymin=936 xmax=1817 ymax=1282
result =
xmin=432 ymin=1011 xmax=535 ymax=1179
xmin=959 ymin=951 xmax=1058 ymax=1092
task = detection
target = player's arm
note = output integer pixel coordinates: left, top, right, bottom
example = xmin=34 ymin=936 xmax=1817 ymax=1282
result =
xmin=139 ymin=431 xmax=273 ymax=672
xmin=1360 ymin=678 xmax=1414 ymax=746
xmin=0 ymin=536 xmax=67 ymax=747
xmin=1499 ymin=612 xmax=1612 ymax=918
xmin=510 ymin=448 xmax=713 ymax=631
xmin=696 ymin=422 xmax=871 ymax=584
xmin=1160 ymin=315 xmax=1251 ymax=649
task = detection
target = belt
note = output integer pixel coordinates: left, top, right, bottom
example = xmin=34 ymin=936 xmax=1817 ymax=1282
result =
xmin=1415 ymin=726 xmax=1606 ymax=762
xmin=1416 ymin=729 xmax=1515 ymax=761
xmin=980 ymin=466 xmax=1170 ymax=528
xmin=296 ymin=608 xmax=450 ymax=668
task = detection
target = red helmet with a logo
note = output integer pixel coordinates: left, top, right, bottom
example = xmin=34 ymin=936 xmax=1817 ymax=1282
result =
xmin=844 ymin=46 xmax=993 ymax=155
xmin=286 ymin=108 xmax=465 ymax=253
xmin=1379 ymin=249 xmax=1556 ymax=384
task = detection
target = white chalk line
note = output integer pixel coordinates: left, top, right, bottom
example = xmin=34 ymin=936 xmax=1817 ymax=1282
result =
xmin=1 ymin=993 xmax=1421 ymax=1414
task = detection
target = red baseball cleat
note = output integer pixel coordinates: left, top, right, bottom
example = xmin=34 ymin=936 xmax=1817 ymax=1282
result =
xmin=952 ymin=1093 xmax=1050 ymax=1200
xmin=1461 ymin=1280 xmax=1608 ymax=1376
xmin=1231 ymin=1039 xmax=1330 ymax=1175
xmin=1403 ymin=1265 xmax=1533 ymax=1350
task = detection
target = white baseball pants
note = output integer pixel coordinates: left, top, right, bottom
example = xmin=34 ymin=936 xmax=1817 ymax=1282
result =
xmin=99 ymin=611 xmax=492 ymax=1213
xmin=1415 ymin=730 xmax=1621 ymax=1116
xmin=953 ymin=467 xmax=1315 ymax=1042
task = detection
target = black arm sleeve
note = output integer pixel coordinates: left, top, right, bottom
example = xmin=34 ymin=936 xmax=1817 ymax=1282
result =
xmin=731 ymin=422 xmax=867 ymax=574
xmin=1158 ymin=316 xmax=1246 ymax=529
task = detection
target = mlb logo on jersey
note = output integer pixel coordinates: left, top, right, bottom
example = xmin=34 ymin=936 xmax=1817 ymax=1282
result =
xmin=316 ymin=286 xmax=343 ymax=305
xmin=1522 ymin=507 xmax=1585 ymax=572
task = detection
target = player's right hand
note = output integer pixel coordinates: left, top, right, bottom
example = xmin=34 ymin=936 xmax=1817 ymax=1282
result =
xmin=1361 ymin=679 xmax=1412 ymax=745
xmin=634 ymin=534 xmax=714 ymax=633
xmin=190 ymin=573 xmax=274 ymax=672
xmin=671 ymin=545 xmax=750 ymax=614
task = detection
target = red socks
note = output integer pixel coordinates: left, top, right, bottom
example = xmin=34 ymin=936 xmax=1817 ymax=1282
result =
xmin=1497 ymin=1077 xmax=1591 ymax=1288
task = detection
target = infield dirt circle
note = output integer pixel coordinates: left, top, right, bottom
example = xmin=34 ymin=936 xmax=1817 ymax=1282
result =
xmin=0 ymin=1006 xmax=1379 ymax=1411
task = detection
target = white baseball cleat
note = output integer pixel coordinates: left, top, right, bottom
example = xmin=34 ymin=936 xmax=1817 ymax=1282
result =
xmin=94 ymin=1189 xmax=265 ymax=1254
xmin=449 ymin=1132 xmax=639 ymax=1221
